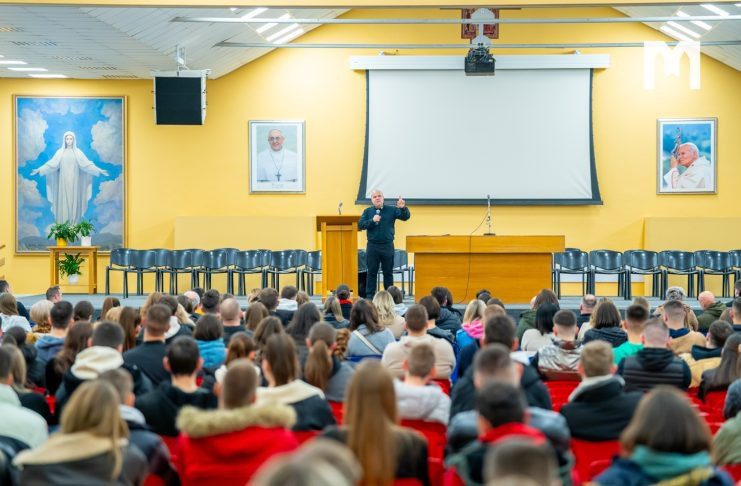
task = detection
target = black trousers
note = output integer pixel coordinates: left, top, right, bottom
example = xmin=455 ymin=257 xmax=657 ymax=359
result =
xmin=366 ymin=242 xmax=394 ymax=298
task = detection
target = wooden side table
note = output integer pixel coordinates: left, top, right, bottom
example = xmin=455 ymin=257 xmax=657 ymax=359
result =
xmin=49 ymin=246 xmax=99 ymax=294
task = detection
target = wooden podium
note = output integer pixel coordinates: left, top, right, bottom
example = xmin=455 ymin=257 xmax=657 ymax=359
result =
xmin=407 ymin=235 xmax=564 ymax=303
xmin=316 ymin=216 xmax=359 ymax=296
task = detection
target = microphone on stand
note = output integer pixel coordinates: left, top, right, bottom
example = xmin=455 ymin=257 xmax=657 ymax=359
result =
xmin=485 ymin=194 xmax=495 ymax=236
xmin=338 ymin=201 xmax=343 ymax=215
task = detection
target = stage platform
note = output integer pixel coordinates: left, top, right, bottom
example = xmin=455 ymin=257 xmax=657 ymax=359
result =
xmin=15 ymin=293 xmax=709 ymax=320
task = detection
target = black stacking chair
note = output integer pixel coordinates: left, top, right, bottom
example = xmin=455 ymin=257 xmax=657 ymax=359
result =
xmin=696 ymin=250 xmax=735 ymax=297
xmin=659 ymin=250 xmax=699 ymax=298
xmin=266 ymin=250 xmax=307 ymax=289
xmin=124 ymin=249 xmax=158 ymax=298
xmin=589 ymin=250 xmax=626 ymax=297
xmin=731 ymin=249 xmax=741 ymax=284
xmin=300 ymin=250 xmax=322 ymax=295
xmin=553 ymin=249 xmax=589 ymax=298
xmin=105 ymin=248 xmax=132 ymax=295
xmin=159 ymin=249 xmax=197 ymax=294
xmin=152 ymin=249 xmax=172 ymax=293
xmin=197 ymin=249 xmax=231 ymax=291
xmin=189 ymin=250 xmax=206 ymax=288
xmin=230 ymin=250 xmax=268 ymax=295
xmin=623 ymin=250 xmax=662 ymax=300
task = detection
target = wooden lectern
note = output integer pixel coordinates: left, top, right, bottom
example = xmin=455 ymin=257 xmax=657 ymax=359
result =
xmin=407 ymin=235 xmax=564 ymax=303
xmin=316 ymin=216 xmax=359 ymax=296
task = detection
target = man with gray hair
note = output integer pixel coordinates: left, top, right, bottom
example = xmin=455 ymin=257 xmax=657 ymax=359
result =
xmin=663 ymin=142 xmax=713 ymax=190
xmin=358 ymin=189 xmax=410 ymax=298
xmin=577 ymin=294 xmax=597 ymax=328
xmin=697 ymin=291 xmax=726 ymax=332
xmin=656 ymin=286 xmax=699 ymax=331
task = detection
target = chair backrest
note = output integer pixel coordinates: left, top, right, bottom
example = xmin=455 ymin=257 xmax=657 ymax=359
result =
xmin=270 ymin=250 xmax=303 ymax=270
xmin=152 ymin=249 xmax=172 ymax=267
xmin=109 ymin=248 xmax=132 ymax=267
xmin=730 ymin=250 xmax=741 ymax=267
xmin=556 ymin=250 xmax=589 ymax=271
xmin=171 ymin=249 xmax=193 ymax=270
xmin=189 ymin=249 xmax=206 ymax=268
xmin=358 ymin=250 xmax=368 ymax=272
xmin=393 ymin=249 xmax=408 ymax=269
xmin=257 ymin=249 xmax=273 ymax=267
xmin=306 ymin=250 xmax=322 ymax=271
xmin=216 ymin=248 xmax=239 ymax=266
xmin=203 ymin=250 xmax=228 ymax=270
xmin=625 ymin=250 xmax=659 ymax=270
xmin=132 ymin=249 xmax=157 ymax=269
xmin=328 ymin=400 xmax=344 ymax=425
xmin=400 ymin=419 xmax=447 ymax=461
xmin=589 ymin=250 xmax=624 ymax=270
xmin=545 ymin=380 xmax=580 ymax=412
xmin=660 ymin=250 xmax=696 ymax=271
xmin=698 ymin=251 xmax=732 ymax=271
xmin=571 ymin=439 xmax=620 ymax=481
xmin=235 ymin=250 xmax=263 ymax=270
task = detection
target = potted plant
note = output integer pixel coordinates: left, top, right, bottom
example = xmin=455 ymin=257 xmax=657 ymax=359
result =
xmin=76 ymin=219 xmax=95 ymax=247
xmin=58 ymin=253 xmax=85 ymax=285
xmin=47 ymin=222 xmax=77 ymax=247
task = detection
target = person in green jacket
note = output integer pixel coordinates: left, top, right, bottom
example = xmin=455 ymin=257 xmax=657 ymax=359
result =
xmin=697 ymin=291 xmax=727 ymax=332
xmin=516 ymin=289 xmax=559 ymax=342
xmin=712 ymin=379 xmax=741 ymax=466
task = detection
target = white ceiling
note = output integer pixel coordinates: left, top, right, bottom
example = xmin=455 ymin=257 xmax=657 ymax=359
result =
xmin=0 ymin=4 xmax=738 ymax=80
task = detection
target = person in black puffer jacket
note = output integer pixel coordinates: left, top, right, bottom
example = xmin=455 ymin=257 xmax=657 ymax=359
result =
xmin=583 ymin=300 xmax=627 ymax=348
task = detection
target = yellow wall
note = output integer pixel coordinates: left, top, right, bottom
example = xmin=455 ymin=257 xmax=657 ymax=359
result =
xmin=2 ymin=7 xmax=740 ymax=295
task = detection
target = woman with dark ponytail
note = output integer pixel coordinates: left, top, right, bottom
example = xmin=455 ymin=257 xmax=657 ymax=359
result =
xmin=304 ymin=323 xmax=354 ymax=402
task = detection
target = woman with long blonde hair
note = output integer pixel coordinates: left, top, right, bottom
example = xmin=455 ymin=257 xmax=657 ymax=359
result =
xmin=322 ymin=361 xmax=429 ymax=485
xmin=372 ymin=291 xmax=405 ymax=339
xmin=456 ymin=299 xmax=487 ymax=349
xmin=14 ymin=379 xmax=148 ymax=484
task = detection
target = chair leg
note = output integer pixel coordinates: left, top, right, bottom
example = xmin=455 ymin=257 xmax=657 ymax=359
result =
xmin=105 ymin=268 xmax=110 ymax=295
xmin=123 ymin=270 xmax=129 ymax=299
xmin=625 ymin=273 xmax=632 ymax=300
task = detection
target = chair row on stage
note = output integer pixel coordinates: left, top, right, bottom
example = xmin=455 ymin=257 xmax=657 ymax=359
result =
xmin=554 ymin=249 xmax=741 ymax=300
xmin=105 ymin=248 xmax=414 ymax=298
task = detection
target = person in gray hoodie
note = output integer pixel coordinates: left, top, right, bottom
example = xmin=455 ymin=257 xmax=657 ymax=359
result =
xmin=393 ymin=343 xmax=450 ymax=424
xmin=35 ymin=301 xmax=74 ymax=364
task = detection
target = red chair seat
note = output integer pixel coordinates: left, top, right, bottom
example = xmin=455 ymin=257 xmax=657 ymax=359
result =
xmin=430 ymin=379 xmax=451 ymax=396
xmin=722 ymin=464 xmax=741 ymax=482
xmin=545 ymin=380 xmax=580 ymax=412
xmin=160 ymin=435 xmax=181 ymax=465
xmin=329 ymin=401 xmax=344 ymax=425
xmin=571 ymin=438 xmax=620 ymax=481
xmin=401 ymin=419 xmax=447 ymax=461
xmin=293 ymin=430 xmax=320 ymax=444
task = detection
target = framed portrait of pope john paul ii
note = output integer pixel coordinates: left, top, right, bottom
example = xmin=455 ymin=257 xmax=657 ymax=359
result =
xmin=657 ymin=118 xmax=717 ymax=195
xmin=14 ymin=95 xmax=126 ymax=253
xmin=249 ymin=120 xmax=305 ymax=194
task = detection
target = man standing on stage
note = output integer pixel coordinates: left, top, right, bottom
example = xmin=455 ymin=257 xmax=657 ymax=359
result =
xmin=358 ymin=189 xmax=411 ymax=298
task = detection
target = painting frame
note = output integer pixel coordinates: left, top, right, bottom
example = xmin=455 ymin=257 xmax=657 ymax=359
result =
xmin=657 ymin=117 xmax=717 ymax=195
xmin=14 ymin=95 xmax=127 ymax=254
xmin=249 ymin=120 xmax=306 ymax=194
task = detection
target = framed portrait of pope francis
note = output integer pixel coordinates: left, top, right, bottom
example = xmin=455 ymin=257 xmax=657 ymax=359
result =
xmin=249 ymin=120 xmax=305 ymax=194
xmin=657 ymin=118 xmax=717 ymax=195
xmin=14 ymin=96 xmax=126 ymax=253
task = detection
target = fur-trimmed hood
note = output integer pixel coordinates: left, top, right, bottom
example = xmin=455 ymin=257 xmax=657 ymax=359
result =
xmin=177 ymin=403 xmax=296 ymax=438
xmin=255 ymin=379 xmax=325 ymax=405
xmin=14 ymin=432 xmax=126 ymax=466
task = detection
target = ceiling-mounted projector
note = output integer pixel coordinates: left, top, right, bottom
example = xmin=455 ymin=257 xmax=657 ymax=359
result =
xmin=464 ymin=46 xmax=495 ymax=76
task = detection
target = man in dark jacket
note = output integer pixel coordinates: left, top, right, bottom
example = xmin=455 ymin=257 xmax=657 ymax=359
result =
xmin=618 ymin=319 xmax=691 ymax=393
xmin=451 ymin=314 xmax=551 ymax=418
xmin=135 ymin=337 xmax=217 ymax=436
xmin=697 ymin=291 xmax=726 ymax=332
xmin=418 ymin=296 xmax=458 ymax=353
xmin=124 ymin=304 xmax=172 ymax=386
xmin=561 ymin=341 xmax=642 ymax=441
xmin=430 ymin=286 xmax=462 ymax=335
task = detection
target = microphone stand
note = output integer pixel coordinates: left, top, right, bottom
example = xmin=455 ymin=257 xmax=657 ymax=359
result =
xmin=484 ymin=194 xmax=495 ymax=236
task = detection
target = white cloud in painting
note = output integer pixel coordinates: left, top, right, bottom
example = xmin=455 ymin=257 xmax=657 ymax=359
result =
xmin=91 ymin=102 xmax=122 ymax=165
xmin=17 ymin=109 xmax=48 ymax=166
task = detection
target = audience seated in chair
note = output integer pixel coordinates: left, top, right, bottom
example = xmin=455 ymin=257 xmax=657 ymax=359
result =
xmin=29 ymin=300 xmax=56 ymax=357
xmin=159 ymin=294 xmax=194 ymax=344
xmin=682 ymin=320 xmax=734 ymax=387
xmin=383 ymin=304 xmax=455 ymax=380
xmin=2 ymin=342 xmax=53 ymax=424
xmin=0 ymin=293 xmax=32 ymax=333
xmin=417 ymin=296 xmax=458 ymax=353
xmin=730 ymin=297 xmax=741 ymax=333
xmin=583 ymin=300 xmax=628 ymax=348
xmin=560 ymin=341 xmax=642 ymax=441
xmin=712 ymin=379 xmax=741 ymax=467
xmin=451 ymin=314 xmax=551 ymax=419
xmin=531 ymin=309 xmax=583 ymax=381
xmin=243 ymin=301 xmax=268 ymax=334
xmin=521 ymin=303 xmax=559 ymax=354
xmin=72 ymin=300 xmax=95 ymax=324
xmin=516 ymin=289 xmax=559 ymax=342
xmin=0 ymin=346 xmax=47 ymax=448
xmin=256 ymin=333 xmax=335 ymax=431
xmin=14 ymin=380 xmax=149 ymax=485
xmin=698 ymin=334 xmax=741 ymax=400
xmin=100 ymin=368 xmax=178 ymax=485
xmin=373 ymin=290 xmax=406 ymax=339
xmin=456 ymin=299 xmax=486 ymax=351
xmin=286 ymin=302 xmax=322 ymax=361
xmin=220 ymin=298 xmax=246 ymax=346
xmin=275 ymin=285 xmax=299 ymax=325
xmin=322 ymin=296 xmax=349 ymax=330
xmin=612 ymin=304 xmax=648 ymax=365
xmin=456 ymin=304 xmax=508 ymax=378
xmin=303 ymin=323 xmax=354 ymax=403
xmin=387 ymin=285 xmax=407 ymax=318
xmin=618 ymin=318 xmax=691 ymax=393
xmin=662 ymin=300 xmax=706 ymax=355
xmin=45 ymin=321 xmax=93 ymax=396
xmin=193 ymin=314 xmax=226 ymax=370
xmin=3 ymin=326 xmax=45 ymax=388
xmin=176 ymin=359 xmax=299 ymax=485
xmin=483 ymin=439 xmax=560 ymax=486
xmin=0 ymin=280 xmax=31 ymax=323
xmin=429 ymin=286 xmax=462 ymax=336
xmin=577 ymin=294 xmax=597 ymax=329
xmin=346 ymin=299 xmax=395 ymax=361
xmin=135 ymin=336 xmax=217 ymax=436
xmin=214 ymin=332 xmax=258 ymax=385
xmin=595 ymin=386 xmax=734 ymax=485
xmin=393 ymin=343 xmax=450 ymax=425
xmin=322 ymin=361 xmax=429 ymax=485
xmin=124 ymin=304 xmax=174 ymax=386
xmin=698 ymin=291 xmax=727 ymax=332
xmin=653 ymin=286 xmax=700 ymax=331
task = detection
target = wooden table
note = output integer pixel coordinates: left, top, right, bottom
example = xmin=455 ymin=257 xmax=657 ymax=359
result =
xmin=406 ymin=235 xmax=565 ymax=303
xmin=49 ymin=246 xmax=99 ymax=294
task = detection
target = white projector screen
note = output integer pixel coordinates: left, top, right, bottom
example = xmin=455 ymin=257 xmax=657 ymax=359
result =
xmin=357 ymin=68 xmax=601 ymax=205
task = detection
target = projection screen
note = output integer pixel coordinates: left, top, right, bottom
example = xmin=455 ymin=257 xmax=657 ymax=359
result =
xmin=357 ymin=66 xmax=602 ymax=205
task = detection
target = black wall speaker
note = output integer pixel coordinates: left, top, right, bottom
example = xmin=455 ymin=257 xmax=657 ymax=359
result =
xmin=154 ymin=76 xmax=205 ymax=125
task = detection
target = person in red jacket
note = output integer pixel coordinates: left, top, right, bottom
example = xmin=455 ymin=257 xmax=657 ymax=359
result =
xmin=175 ymin=359 xmax=299 ymax=485
xmin=444 ymin=382 xmax=555 ymax=486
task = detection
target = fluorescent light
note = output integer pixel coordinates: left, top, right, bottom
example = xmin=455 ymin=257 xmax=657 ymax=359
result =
xmin=267 ymin=23 xmax=299 ymax=42
xmin=660 ymin=25 xmax=694 ymax=42
xmin=274 ymin=28 xmax=304 ymax=45
xmin=700 ymin=4 xmax=730 ymax=16
xmin=667 ymin=21 xmax=701 ymax=38
xmin=0 ymin=60 xmax=26 ymax=65
xmin=8 ymin=67 xmax=47 ymax=72
xmin=256 ymin=13 xmax=288 ymax=34
xmin=229 ymin=7 xmax=238 ymax=11
xmin=241 ymin=7 xmax=268 ymax=20
xmin=676 ymin=11 xmax=712 ymax=30
xmin=29 ymin=74 xmax=67 ymax=78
